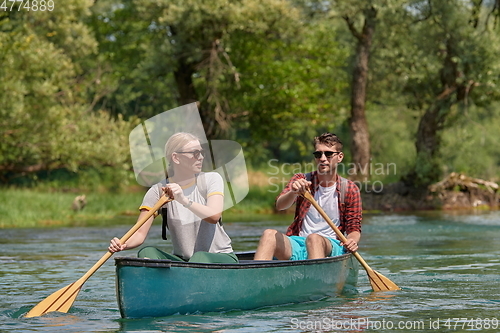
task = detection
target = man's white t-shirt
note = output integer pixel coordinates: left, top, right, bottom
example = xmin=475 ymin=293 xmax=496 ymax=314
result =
xmin=299 ymin=183 xmax=339 ymax=239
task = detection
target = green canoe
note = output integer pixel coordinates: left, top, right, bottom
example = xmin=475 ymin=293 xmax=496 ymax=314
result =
xmin=114 ymin=252 xmax=358 ymax=318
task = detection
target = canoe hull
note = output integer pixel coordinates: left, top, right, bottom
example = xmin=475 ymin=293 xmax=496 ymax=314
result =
xmin=115 ymin=252 xmax=358 ymax=318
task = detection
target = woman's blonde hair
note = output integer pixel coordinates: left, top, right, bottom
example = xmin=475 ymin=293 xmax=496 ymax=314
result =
xmin=165 ymin=132 xmax=200 ymax=176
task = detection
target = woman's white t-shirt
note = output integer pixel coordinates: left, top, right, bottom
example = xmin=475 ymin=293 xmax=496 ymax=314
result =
xmin=140 ymin=172 xmax=233 ymax=259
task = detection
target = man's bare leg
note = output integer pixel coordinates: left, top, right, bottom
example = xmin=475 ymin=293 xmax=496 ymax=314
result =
xmin=254 ymin=229 xmax=292 ymax=260
xmin=306 ymin=234 xmax=332 ymax=259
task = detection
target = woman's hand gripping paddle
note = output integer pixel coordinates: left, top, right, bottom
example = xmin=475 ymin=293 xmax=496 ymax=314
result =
xmin=25 ymin=195 xmax=173 ymax=318
xmin=302 ymin=191 xmax=400 ymax=291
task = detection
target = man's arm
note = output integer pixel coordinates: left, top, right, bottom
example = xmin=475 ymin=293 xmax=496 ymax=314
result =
xmin=342 ymin=181 xmax=362 ymax=252
xmin=342 ymin=231 xmax=360 ymax=252
xmin=276 ymin=176 xmax=311 ymax=211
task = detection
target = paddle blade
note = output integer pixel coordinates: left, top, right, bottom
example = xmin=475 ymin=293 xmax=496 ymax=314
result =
xmin=25 ymin=282 xmax=82 ymax=318
xmin=367 ymin=269 xmax=401 ymax=291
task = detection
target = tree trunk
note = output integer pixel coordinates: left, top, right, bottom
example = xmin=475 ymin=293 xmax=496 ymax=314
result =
xmin=170 ymin=22 xmax=218 ymax=139
xmin=173 ymin=57 xmax=198 ymax=107
xmin=408 ymin=37 xmax=473 ymax=188
xmin=173 ymin=55 xmax=218 ymax=139
xmin=412 ymin=100 xmax=450 ymax=187
xmin=344 ymin=6 xmax=377 ymax=182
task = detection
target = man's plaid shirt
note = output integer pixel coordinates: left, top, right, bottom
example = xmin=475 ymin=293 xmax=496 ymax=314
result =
xmin=281 ymin=171 xmax=362 ymax=237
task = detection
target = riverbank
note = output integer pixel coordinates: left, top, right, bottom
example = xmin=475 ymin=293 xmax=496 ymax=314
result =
xmin=361 ymin=173 xmax=499 ymax=212
xmin=0 ymin=184 xmax=280 ymax=228
xmin=0 ymin=188 xmax=143 ymax=228
xmin=2 ymin=172 xmax=497 ymax=228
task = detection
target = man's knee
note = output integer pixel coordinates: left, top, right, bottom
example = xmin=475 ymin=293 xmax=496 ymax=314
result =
xmin=305 ymin=234 xmax=332 ymax=258
xmin=261 ymin=228 xmax=279 ymax=241
xmin=306 ymin=233 xmax=324 ymax=245
xmin=261 ymin=229 xmax=289 ymax=253
xmin=306 ymin=234 xmax=330 ymax=250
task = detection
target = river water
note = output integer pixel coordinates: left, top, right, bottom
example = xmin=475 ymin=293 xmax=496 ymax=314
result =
xmin=1 ymin=210 xmax=500 ymax=332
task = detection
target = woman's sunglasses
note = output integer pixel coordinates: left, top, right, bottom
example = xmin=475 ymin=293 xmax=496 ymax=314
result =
xmin=176 ymin=149 xmax=204 ymax=159
xmin=313 ymin=151 xmax=341 ymax=159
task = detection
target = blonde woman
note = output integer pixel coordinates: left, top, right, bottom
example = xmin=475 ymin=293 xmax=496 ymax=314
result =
xmin=109 ymin=132 xmax=237 ymax=263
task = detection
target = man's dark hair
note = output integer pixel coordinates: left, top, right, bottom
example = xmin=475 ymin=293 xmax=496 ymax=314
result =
xmin=313 ymin=133 xmax=343 ymax=151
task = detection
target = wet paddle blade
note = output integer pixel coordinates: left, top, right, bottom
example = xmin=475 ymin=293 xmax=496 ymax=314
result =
xmin=302 ymin=191 xmax=401 ymax=292
xmin=25 ymin=196 xmax=173 ymax=318
xmin=367 ymin=269 xmax=401 ymax=291
xmin=25 ymin=281 xmax=83 ymax=318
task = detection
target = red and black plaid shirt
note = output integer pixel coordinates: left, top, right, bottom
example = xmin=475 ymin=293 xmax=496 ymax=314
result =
xmin=281 ymin=171 xmax=362 ymax=236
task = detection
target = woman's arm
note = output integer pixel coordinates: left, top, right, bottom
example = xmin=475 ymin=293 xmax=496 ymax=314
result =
xmin=108 ymin=209 xmax=155 ymax=252
xmin=164 ymin=183 xmax=224 ymax=224
xmin=185 ymin=193 xmax=223 ymax=224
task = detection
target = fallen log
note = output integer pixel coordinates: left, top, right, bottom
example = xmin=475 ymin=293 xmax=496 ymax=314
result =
xmin=429 ymin=172 xmax=499 ymax=209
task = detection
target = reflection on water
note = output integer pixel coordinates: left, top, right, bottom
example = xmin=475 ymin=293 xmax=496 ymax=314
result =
xmin=1 ymin=210 xmax=500 ymax=332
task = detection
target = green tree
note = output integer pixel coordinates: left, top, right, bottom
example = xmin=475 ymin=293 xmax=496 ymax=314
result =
xmin=89 ymin=0 xmax=349 ymax=164
xmin=90 ymin=0 xmax=306 ymax=139
xmin=336 ymin=0 xmax=378 ymax=182
xmin=88 ymin=0 xmax=179 ymax=120
xmin=297 ymin=0 xmax=408 ymax=181
xmin=0 ymin=2 xmax=132 ymax=183
xmin=388 ymin=0 xmax=500 ymax=187
xmin=224 ymin=19 xmax=349 ymax=163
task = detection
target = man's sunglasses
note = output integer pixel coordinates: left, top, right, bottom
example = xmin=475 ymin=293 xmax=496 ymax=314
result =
xmin=313 ymin=151 xmax=341 ymax=159
xmin=176 ymin=149 xmax=205 ymax=159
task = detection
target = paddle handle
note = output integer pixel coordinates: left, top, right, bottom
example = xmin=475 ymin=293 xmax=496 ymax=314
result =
xmin=79 ymin=195 xmax=172 ymax=282
xmin=119 ymin=195 xmax=172 ymax=244
xmin=302 ymin=191 xmax=373 ymax=272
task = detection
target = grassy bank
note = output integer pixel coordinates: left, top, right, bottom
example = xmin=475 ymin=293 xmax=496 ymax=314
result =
xmin=0 ymin=188 xmax=145 ymax=228
xmin=0 ymin=184 xmax=280 ymax=228
xmin=0 ymin=168 xmax=293 ymax=228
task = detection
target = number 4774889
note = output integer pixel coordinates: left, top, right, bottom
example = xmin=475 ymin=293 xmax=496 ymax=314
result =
xmin=1 ymin=0 xmax=55 ymax=11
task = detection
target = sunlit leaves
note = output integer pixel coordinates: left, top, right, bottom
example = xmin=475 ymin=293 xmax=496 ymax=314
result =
xmin=0 ymin=1 xmax=131 ymax=181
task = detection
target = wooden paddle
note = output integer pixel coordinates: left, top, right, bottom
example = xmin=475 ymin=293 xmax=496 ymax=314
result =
xmin=25 ymin=195 xmax=173 ymax=318
xmin=302 ymin=191 xmax=400 ymax=291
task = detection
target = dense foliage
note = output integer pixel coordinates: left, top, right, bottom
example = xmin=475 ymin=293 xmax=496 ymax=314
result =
xmin=0 ymin=2 xmax=133 ymax=185
xmin=1 ymin=0 xmax=499 ymax=189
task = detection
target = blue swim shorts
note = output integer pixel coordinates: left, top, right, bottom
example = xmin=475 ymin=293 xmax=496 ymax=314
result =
xmin=288 ymin=235 xmax=344 ymax=260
